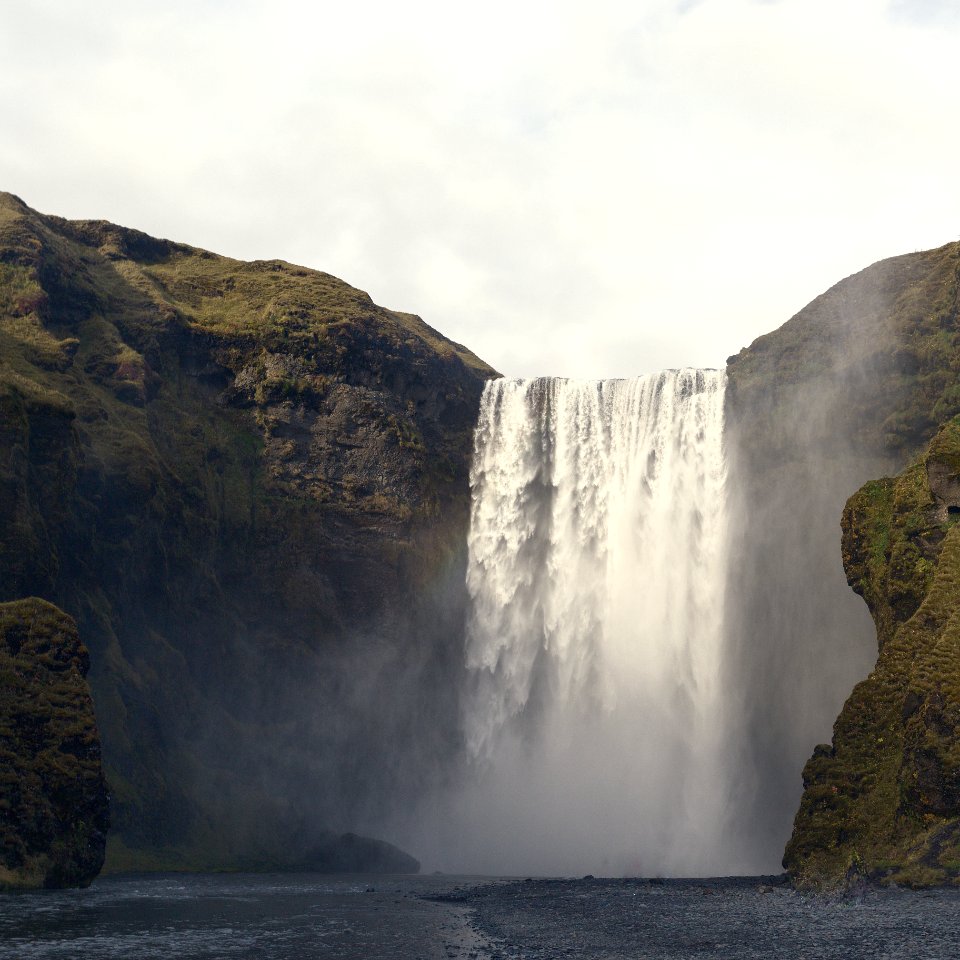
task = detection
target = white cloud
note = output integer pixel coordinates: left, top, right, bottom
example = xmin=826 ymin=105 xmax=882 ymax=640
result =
xmin=1 ymin=0 xmax=959 ymax=377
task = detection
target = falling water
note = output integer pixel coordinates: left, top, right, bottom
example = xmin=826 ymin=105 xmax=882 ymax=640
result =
xmin=458 ymin=370 xmax=735 ymax=876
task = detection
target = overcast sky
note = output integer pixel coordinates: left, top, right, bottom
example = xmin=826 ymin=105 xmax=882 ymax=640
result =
xmin=2 ymin=0 xmax=959 ymax=378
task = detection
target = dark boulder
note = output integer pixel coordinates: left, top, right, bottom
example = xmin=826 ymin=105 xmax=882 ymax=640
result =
xmin=0 ymin=597 xmax=109 ymax=889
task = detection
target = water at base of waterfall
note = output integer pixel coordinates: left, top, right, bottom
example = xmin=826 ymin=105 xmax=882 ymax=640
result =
xmin=3 ymin=873 xmax=959 ymax=959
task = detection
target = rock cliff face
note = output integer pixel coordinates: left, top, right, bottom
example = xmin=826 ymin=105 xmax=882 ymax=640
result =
xmin=724 ymin=238 xmax=960 ymax=869
xmin=0 ymin=192 xmax=496 ymax=870
xmin=0 ymin=597 xmax=109 ymax=889
xmin=784 ymin=418 xmax=960 ymax=887
xmin=5 ymin=187 xmax=958 ymax=884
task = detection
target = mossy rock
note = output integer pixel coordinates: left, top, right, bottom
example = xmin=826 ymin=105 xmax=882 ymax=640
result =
xmin=0 ymin=191 xmax=496 ymax=870
xmin=0 ymin=597 xmax=109 ymax=889
xmin=784 ymin=416 xmax=960 ymax=888
xmin=722 ymin=236 xmax=960 ymax=869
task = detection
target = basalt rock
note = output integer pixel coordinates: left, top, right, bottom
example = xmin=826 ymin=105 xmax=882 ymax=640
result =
xmin=784 ymin=417 xmax=960 ymax=888
xmin=723 ymin=238 xmax=960 ymax=868
xmin=0 ymin=192 xmax=496 ymax=871
xmin=290 ymin=832 xmax=420 ymax=874
xmin=0 ymin=597 xmax=109 ymax=889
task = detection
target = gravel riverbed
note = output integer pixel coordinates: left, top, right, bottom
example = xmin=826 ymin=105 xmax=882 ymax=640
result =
xmin=438 ymin=875 xmax=960 ymax=959
xmin=3 ymin=873 xmax=960 ymax=958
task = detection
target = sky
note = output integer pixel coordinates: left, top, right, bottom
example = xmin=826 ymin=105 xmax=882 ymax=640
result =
xmin=2 ymin=0 xmax=959 ymax=378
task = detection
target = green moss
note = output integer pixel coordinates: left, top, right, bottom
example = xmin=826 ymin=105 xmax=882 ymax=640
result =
xmin=0 ymin=598 xmax=109 ymax=889
xmin=785 ymin=416 xmax=960 ymax=888
xmin=387 ymin=412 xmax=426 ymax=452
xmin=0 ymin=191 xmax=496 ymax=871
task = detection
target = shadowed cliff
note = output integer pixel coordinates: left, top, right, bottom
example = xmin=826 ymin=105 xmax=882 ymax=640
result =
xmin=725 ymin=238 xmax=960 ymax=870
xmin=0 ymin=598 xmax=109 ymax=888
xmin=7 ymin=188 xmax=960 ymax=881
xmin=0 ymin=192 xmax=496 ymax=870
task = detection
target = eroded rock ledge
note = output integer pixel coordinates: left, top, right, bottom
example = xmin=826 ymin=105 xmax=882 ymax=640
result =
xmin=0 ymin=191 xmax=496 ymax=870
xmin=0 ymin=597 xmax=109 ymax=889
xmin=784 ymin=417 xmax=960 ymax=888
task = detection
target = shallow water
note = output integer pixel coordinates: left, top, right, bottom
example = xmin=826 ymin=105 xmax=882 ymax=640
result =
xmin=3 ymin=873 xmax=960 ymax=959
xmin=0 ymin=873 xmax=485 ymax=960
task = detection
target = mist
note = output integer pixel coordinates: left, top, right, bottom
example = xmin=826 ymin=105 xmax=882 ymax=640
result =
xmin=718 ymin=250 xmax=948 ymax=867
xmin=388 ymin=372 xmax=741 ymax=876
xmin=148 ymin=248 xmax=951 ymax=882
xmin=378 ymin=251 xmax=947 ymax=878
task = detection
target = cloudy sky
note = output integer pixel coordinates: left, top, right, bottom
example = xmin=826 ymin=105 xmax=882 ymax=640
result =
xmin=2 ymin=0 xmax=959 ymax=377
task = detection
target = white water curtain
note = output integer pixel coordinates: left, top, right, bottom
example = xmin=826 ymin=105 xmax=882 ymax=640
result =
xmin=459 ymin=370 xmax=734 ymax=876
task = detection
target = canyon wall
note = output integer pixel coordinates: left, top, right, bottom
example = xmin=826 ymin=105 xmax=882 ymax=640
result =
xmin=785 ymin=417 xmax=960 ymax=887
xmin=0 ymin=192 xmax=495 ymax=871
xmin=5 ymin=187 xmax=960 ymax=885
xmin=726 ymin=238 xmax=960 ymax=875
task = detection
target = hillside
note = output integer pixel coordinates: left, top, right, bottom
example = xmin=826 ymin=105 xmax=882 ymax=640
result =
xmin=724 ymin=238 xmax=960 ymax=874
xmin=6 ymin=189 xmax=960 ymax=884
xmin=0 ymin=192 xmax=496 ymax=871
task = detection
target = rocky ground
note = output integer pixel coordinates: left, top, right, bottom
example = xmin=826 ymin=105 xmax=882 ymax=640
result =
xmin=445 ymin=876 xmax=960 ymax=959
xmin=4 ymin=873 xmax=960 ymax=958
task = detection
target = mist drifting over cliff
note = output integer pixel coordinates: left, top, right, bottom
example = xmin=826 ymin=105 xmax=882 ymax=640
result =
xmin=390 ymin=371 xmax=741 ymax=876
xmin=7 ymin=190 xmax=960 ymax=884
xmin=396 ymin=365 xmax=882 ymax=876
xmin=388 ymin=244 xmax=960 ymax=878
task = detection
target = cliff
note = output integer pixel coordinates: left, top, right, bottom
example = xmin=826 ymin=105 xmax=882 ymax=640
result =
xmin=0 ymin=192 xmax=496 ymax=870
xmin=784 ymin=418 xmax=960 ymax=887
xmin=0 ymin=598 xmax=109 ymax=889
xmin=7 ymin=186 xmax=959 ymax=883
xmin=724 ymin=238 xmax=960 ymax=868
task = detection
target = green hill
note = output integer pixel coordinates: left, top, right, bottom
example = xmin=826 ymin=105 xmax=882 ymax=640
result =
xmin=0 ymin=192 xmax=495 ymax=872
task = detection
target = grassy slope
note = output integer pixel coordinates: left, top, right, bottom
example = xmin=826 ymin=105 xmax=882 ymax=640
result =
xmin=728 ymin=238 xmax=960 ymax=463
xmin=0 ymin=192 xmax=496 ymax=870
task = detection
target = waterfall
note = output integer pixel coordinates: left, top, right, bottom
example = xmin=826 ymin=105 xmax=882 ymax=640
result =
xmin=457 ymin=370 xmax=735 ymax=876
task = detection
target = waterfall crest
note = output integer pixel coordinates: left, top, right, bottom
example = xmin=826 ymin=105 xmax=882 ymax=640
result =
xmin=459 ymin=370 xmax=735 ymax=876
